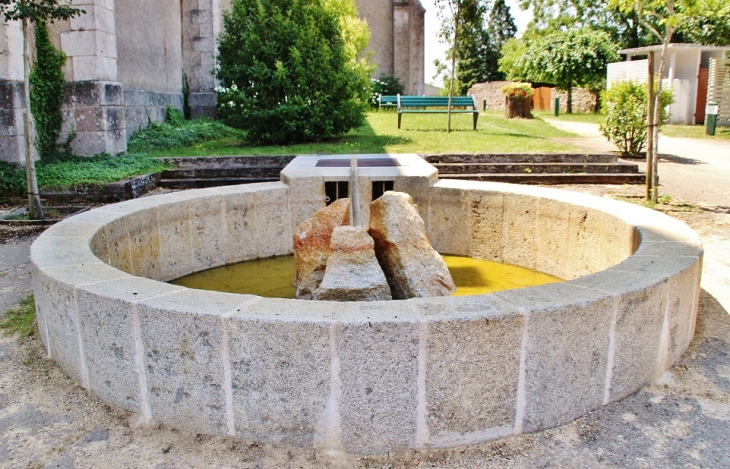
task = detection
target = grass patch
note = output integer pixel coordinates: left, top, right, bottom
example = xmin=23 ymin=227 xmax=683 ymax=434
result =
xmin=0 ymin=153 xmax=172 ymax=196
xmin=534 ymin=111 xmax=605 ymax=124
xmin=1 ymin=294 xmax=36 ymax=339
xmin=36 ymin=153 xmax=171 ymax=191
xmin=660 ymin=124 xmax=730 ymax=140
xmin=146 ymin=111 xmax=583 ymax=157
xmin=128 ymin=111 xmax=241 ymax=153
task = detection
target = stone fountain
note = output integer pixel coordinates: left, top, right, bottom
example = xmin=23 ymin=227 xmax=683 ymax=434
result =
xmin=30 ymin=153 xmax=702 ymax=455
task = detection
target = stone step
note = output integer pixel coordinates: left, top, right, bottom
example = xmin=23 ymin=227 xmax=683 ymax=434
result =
xmin=439 ymin=173 xmax=646 ymax=185
xmin=422 ymin=153 xmax=618 ymax=164
xmin=434 ymin=162 xmax=639 ymax=175
xmin=160 ymin=155 xmax=296 ymax=168
xmin=159 ymin=177 xmax=279 ymax=189
xmin=161 ymin=166 xmax=284 ymax=179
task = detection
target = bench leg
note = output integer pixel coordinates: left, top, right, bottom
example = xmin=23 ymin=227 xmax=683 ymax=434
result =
xmin=398 ymin=112 xmax=402 ymax=129
xmin=473 ymin=113 xmax=478 ymax=130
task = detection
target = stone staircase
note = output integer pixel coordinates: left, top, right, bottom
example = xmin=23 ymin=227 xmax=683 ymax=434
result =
xmin=422 ymin=153 xmax=645 ymax=185
xmin=158 ymin=156 xmax=295 ymax=189
xmin=158 ymin=153 xmax=645 ymax=189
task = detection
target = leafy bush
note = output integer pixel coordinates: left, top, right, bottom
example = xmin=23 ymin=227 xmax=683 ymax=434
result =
xmin=600 ymin=81 xmax=673 ymax=157
xmin=0 ymin=161 xmax=25 ymax=197
xmin=216 ymin=0 xmax=373 ymax=144
xmin=127 ymin=108 xmax=238 ymax=153
xmin=501 ymin=82 xmax=534 ymax=98
xmin=369 ymin=75 xmax=405 ymax=107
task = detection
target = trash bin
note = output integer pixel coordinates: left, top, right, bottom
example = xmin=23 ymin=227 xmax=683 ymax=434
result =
xmin=706 ymin=101 xmax=719 ymax=136
xmin=554 ymin=97 xmax=560 ymax=116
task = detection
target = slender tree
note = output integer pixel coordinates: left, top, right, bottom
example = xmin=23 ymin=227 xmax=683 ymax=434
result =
xmin=499 ymin=28 xmax=619 ymax=112
xmin=436 ymin=0 xmax=489 ymax=132
xmin=610 ymin=0 xmax=727 ymax=202
xmin=485 ymin=0 xmax=517 ymax=80
xmin=0 ymin=1 xmax=83 ymax=219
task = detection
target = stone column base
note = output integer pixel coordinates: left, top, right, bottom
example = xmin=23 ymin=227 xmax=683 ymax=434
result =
xmin=0 ymin=80 xmax=30 ymax=165
xmin=124 ymin=90 xmax=183 ymax=136
xmin=62 ymin=81 xmax=127 ymax=156
xmin=189 ymin=92 xmax=217 ymax=119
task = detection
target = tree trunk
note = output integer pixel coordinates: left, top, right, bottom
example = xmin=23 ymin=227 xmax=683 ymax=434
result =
xmin=504 ymin=96 xmax=532 ymax=118
xmin=22 ymin=18 xmax=43 ymax=220
xmin=646 ymin=51 xmax=654 ymax=201
xmin=567 ymin=86 xmax=573 ymax=114
xmin=447 ymin=5 xmax=459 ymax=134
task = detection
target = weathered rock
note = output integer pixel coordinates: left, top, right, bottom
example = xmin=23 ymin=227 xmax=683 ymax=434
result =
xmin=313 ymin=226 xmax=392 ymax=301
xmin=369 ymin=191 xmax=456 ymax=299
xmin=293 ymin=198 xmax=350 ymax=299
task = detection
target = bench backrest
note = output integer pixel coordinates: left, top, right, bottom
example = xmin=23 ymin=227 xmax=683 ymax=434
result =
xmin=398 ymin=95 xmax=477 ymax=110
xmin=379 ymin=95 xmax=399 ymax=106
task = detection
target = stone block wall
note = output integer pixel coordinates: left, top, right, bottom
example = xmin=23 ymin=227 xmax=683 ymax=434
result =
xmin=468 ymin=82 xmax=599 ymax=113
xmin=468 ymin=81 xmax=512 ymax=111
xmin=552 ymin=87 xmax=598 ymax=113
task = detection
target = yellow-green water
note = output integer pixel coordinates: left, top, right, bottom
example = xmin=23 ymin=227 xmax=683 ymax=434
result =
xmin=171 ymin=255 xmax=562 ymax=298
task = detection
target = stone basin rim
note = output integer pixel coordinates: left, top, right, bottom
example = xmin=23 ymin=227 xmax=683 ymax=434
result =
xmin=30 ymin=179 xmax=703 ymax=455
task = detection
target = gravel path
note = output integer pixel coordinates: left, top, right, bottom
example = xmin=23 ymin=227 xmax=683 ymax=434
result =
xmin=1 ymin=134 xmax=729 ymax=467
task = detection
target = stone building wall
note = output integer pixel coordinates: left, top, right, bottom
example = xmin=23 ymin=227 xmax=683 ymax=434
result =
xmin=0 ymin=20 xmax=26 ymax=164
xmin=0 ymin=0 xmax=425 ymax=163
xmin=358 ymin=0 xmax=425 ymax=95
xmin=116 ymin=0 xmax=184 ymax=135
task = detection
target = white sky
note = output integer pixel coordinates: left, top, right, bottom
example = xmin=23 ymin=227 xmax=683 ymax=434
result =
xmin=424 ymin=0 xmax=533 ymax=86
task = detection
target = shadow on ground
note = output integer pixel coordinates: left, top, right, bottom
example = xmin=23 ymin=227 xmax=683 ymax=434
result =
xmin=658 ymin=153 xmax=706 ymax=165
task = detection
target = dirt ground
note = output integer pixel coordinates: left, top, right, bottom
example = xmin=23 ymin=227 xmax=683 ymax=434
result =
xmin=1 ymin=178 xmax=730 ymax=468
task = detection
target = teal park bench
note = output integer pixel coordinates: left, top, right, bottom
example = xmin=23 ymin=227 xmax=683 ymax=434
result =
xmin=378 ymin=95 xmax=399 ymax=111
xmin=397 ymin=94 xmax=479 ymax=130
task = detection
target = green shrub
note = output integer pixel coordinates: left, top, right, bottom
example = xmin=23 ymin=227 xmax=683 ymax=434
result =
xmin=600 ymin=80 xmax=673 ymax=156
xmin=0 ymin=161 xmax=25 ymax=197
xmin=30 ymin=21 xmax=67 ymax=160
xmin=216 ymin=0 xmax=373 ymax=144
xmin=369 ymin=75 xmax=405 ymax=107
xmin=127 ymin=108 xmax=238 ymax=153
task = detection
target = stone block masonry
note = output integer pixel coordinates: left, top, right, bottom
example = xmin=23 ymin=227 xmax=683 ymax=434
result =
xmin=0 ymin=0 xmax=427 ymax=162
xmin=31 ymin=161 xmax=702 ymax=455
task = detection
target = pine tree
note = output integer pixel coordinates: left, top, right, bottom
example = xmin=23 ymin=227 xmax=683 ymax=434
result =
xmin=485 ymin=0 xmax=517 ymax=81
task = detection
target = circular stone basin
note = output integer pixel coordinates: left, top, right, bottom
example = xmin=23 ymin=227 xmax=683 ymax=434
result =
xmin=30 ymin=180 xmax=702 ymax=455
xmin=170 ymin=255 xmax=563 ymax=298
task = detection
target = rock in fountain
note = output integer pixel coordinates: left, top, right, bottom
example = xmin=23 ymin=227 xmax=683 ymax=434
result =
xmin=369 ymin=191 xmax=456 ymax=299
xmin=293 ymin=198 xmax=350 ymax=299
xmin=313 ymin=226 xmax=392 ymax=301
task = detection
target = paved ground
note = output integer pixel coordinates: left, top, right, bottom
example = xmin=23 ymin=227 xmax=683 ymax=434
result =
xmin=1 ymin=129 xmax=729 ymax=467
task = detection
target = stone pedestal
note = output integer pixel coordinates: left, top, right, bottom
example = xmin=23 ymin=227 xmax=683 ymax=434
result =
xmin=61 ymin=81 xmax=127 ymax=155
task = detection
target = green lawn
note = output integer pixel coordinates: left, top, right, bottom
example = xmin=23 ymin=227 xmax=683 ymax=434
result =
xmin=533 ymin=110 xmax=606 ymax=124
xmin=146 ymin=111 xmax=582 ymax=157
xmin=660 ymin=124 xmax=730 ymax=140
